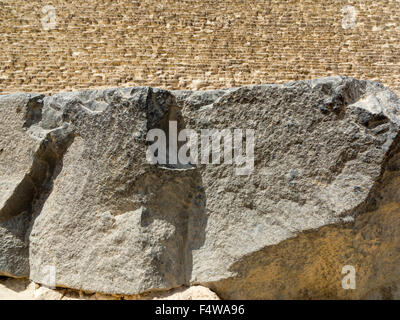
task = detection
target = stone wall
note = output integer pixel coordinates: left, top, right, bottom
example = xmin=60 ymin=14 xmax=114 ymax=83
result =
xmin=0 ymin=0 xmax=399 ymax=94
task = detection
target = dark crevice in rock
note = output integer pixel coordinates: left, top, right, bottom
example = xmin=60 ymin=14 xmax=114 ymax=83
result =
xmin=29 ymin=129 xmax=76 ymax=217
xmin=314 ymin=77 xmax=367 ymax=119
xmin=23 ymin=95 xmax=45 ymax=129
xmin=0 ymin=95 xmax=75 ymax=279
xmin=146 ymin=88 xmax=196 ymax=170
xmin=0 ymin=128 xmax=74 ymax=224
xmin=139 ymin=88 xmax=207 ymax=288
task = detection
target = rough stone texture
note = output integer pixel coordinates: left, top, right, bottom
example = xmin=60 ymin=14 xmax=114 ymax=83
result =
xmin=28 ymin=87 xmax=207 ymax=295
xmin=177 ymin=77 xmax=400 ymax=285
xmin=175 ymin=77 xmax=400 ymax=299
xmin=0 ymin=1 xmax=400 ymax=96
xmin=1 ymin=76 xmax=400 ymax=299
xmin=0 ymin=93 xmax=44 ymax=277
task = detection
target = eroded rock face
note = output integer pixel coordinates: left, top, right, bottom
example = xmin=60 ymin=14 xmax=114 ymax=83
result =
xmin=1 ymin=77 xmax=400 ymax=298
xmin=28 ymin=87 xmax=206 ymax=294
xmin=0 ymin=93 xmax=47 ymax=277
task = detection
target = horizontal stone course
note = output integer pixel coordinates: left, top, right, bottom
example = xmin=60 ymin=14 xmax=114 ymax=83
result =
xmin=0 ymin=0 xmax=399 ymax=95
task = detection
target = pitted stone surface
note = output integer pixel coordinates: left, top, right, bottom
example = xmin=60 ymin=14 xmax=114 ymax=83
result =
xmin=1 ymin=77 xmax=400 ymax=298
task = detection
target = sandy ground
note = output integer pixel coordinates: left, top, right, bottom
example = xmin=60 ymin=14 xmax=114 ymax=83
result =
xmin=0 ymin=277 xmax=220 ymax=300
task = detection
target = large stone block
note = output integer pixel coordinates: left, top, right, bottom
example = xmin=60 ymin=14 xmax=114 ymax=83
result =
xmin=1 ymin=77 xmax=400 ymax=298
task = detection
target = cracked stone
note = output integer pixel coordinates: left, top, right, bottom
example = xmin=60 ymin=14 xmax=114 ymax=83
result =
xmin=1 ymin=77 xmax=400 ymax=299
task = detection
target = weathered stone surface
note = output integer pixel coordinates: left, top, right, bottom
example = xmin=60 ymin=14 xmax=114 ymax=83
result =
xmin=0 ymin=92 xmax=74 ymax=278
xmin=177 ymin=77 xmax=400 ymax=299
xmin=1 ymin=76 xmax=400 ymax=299
xmin=28 ymin=87 xmax=206 ymax=295
xmin=0 ymin=212 xmax=30 ymax=278
xmin=0 ymin=93 xmax=43 ymax=277
xmin=179 ymin=77 xmax=400 ymax=299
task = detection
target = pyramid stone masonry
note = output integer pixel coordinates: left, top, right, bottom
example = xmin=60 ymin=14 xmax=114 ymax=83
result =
xmin=1 ymin=76 xmax=400 ymax=299
xmin=0 ymin=0 xmax=399 ymax=95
